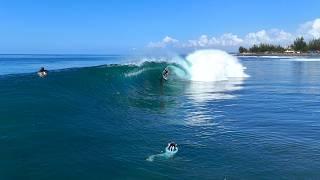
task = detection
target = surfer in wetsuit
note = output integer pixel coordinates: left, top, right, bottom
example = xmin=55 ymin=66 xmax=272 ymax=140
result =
xmin=38 ymin=67 xmax=48 ymax=77
xmin=160 ymin=67 xmax=169 ymax=93
xmin=162 ymin=67 xmax=169 ymax=80
xmin=168 ymin=142 xmax=177 ymax=151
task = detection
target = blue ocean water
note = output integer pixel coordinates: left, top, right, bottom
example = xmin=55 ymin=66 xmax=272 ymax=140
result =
xmin=1 ymin=53 xmax=320 ymax=179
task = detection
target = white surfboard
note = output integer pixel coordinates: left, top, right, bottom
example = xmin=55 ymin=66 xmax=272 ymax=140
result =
xmin=38 ymin=71 xmax=47 ymax=77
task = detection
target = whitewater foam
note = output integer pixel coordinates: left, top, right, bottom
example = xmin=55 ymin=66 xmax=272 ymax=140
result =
xmin=281 ymin=58 xmax=320 ymax=62
xmin=184 ymin=49 xmax=248 ymax=82
xmin=146 ymin=146 xmax=178 ymax=162
xmin=124 ymin=67 xmax=154 ymax=77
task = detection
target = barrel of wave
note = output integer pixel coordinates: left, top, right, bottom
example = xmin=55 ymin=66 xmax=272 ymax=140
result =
xmin=185 ymin=49 xmax=248 ymax=82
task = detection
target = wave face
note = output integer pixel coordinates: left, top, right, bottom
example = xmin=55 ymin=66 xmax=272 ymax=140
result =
xmin=0 ymin=50 xmax=248 ymax=111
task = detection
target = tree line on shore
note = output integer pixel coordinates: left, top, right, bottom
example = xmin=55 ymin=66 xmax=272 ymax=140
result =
xmin=239 ymin=37 xmax=320 ymax=53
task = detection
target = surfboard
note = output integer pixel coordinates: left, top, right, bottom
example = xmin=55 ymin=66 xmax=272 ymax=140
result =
xmin=166 ymin=146 xmax=178 ymax=154
xmin=38 ymin=71 xmax=47 ymax=77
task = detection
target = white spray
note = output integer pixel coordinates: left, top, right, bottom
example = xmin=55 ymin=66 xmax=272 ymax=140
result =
xmin=184 ymin=49 xmax=248 ymax=82
xmin=168 ymin=49 xmax=249 ymax=102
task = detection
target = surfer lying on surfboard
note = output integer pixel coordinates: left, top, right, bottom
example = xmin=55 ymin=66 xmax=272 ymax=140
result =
xmin=37 ymin=67 xmax=48 ymax=78
xmin=167 ymin=142 xmax=178 ymax=151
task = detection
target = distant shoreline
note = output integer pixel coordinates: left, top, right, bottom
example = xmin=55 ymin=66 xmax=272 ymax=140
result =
xmin=237 ymin=52 xmax=320 ymax=57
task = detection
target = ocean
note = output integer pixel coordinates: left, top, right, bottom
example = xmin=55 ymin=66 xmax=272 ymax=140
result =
xmin=1 ymin=50 xmax=320 ymax=179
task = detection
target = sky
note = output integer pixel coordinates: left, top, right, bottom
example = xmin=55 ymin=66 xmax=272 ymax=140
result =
xmin=0 ymin=0 xmax=320 ymax=54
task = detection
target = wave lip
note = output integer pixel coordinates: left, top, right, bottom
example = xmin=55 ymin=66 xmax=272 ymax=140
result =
xmin=185 ymin=49 xmax=248 ymax=82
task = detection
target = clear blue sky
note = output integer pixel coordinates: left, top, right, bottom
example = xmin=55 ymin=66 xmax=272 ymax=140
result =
xmin=0 ymin=0 xmax=319 ymax=54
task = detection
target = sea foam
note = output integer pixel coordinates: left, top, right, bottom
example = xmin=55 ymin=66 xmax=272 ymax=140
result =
xmin=184 ymin=49 xmax=248 ymax=82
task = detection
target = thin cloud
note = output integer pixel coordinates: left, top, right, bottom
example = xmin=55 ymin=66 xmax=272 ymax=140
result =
xmin=148 ymin=36 xmax=178 ymax=48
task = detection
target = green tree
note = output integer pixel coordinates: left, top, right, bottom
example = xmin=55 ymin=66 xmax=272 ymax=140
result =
xmin=247 ymin=43 xmax=284 ymax=53
xmin=249 ymin=44 xmax=259 ymax=53
xmin=291 ymin=37 xmax=308 ymax=52
xmin=239 ymin=46 xmax=248 ymax=53
xmin=308 ymin=38 xmax=320 ymax=51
